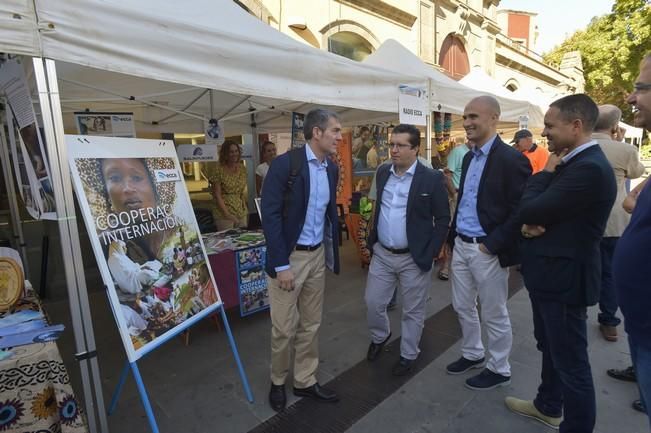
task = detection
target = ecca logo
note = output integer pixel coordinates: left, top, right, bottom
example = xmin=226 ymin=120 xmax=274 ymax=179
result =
xmin=154 ymin=169 xmax=180 ymax=182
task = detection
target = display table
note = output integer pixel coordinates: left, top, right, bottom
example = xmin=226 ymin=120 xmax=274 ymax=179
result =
xmin=0 ymin=294 xmax=87 ymax=433
xmin=203 ymin=229 xmax=268 ymax=317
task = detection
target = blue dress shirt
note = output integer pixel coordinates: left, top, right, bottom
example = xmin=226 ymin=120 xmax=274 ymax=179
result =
xmin=275 ymin=145 xmax=330 ymax=272
xmin=456 ymin=135 xmax=497 ymax=238
xmin=561 ymin=140 xmax=597 ymax=163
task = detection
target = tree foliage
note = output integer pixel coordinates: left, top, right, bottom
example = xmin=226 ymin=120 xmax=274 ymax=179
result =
xmin=544 ymin=0 xmax=651 ymax=123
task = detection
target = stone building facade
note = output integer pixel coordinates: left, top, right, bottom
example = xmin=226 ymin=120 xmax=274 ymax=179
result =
xmin=235 ymin=0 xmax=584 ymax=100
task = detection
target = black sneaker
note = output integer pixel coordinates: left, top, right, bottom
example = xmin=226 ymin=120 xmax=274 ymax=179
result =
xmin=392 ymin=356 xmax=416 ymax=376
xmin=446 ymin=356 xmax=485 ymax=375
xmin=633 ymin=399 xmax=647 ymax=413
xmin=465 ymin=369 xmax=511 ymax=390
xmin=607 ymin=366 xmax=636 ymax=382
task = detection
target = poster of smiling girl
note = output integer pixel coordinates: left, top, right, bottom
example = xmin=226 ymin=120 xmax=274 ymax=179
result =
xmin=67 ymin=136 xmax=221 ymax=361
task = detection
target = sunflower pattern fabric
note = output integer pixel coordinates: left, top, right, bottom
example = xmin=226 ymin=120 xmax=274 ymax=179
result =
xmin=0 ymin=295 xmax=87 ymax=432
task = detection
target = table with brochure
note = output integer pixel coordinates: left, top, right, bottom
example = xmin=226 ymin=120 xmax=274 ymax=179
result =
xmin=0 ymin=283 xmax=87 ymax=433
xmin=203 ymin=229 xmax=269 ymax=317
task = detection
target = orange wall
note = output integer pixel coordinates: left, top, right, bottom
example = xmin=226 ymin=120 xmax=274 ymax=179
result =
xmin=508 ymin=14 xmax=530 ymax=48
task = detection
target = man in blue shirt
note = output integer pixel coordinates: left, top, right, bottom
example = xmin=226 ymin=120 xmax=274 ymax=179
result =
xmin=261 ymin=109 xmax=341 ymax=411
xmin=447 ymin=96 xmax=531 ymax=390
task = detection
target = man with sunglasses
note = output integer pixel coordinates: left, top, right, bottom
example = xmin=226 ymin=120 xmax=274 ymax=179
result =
xmin=364 ymin=123 xmax=450 ymax=375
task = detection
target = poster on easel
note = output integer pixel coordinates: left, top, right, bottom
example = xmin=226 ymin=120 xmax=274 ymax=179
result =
xmin=67 ymin=136 xmax=222 ymax=362
xmin=236 ymin=246 xmax=268 ymax=317
xmin=291 ymin=112 xmax=305 ymax=149
xmin=74 ymin=112 xmax=136 ymax=137
xmin=0 ymin=57 xmax=57 ymax=220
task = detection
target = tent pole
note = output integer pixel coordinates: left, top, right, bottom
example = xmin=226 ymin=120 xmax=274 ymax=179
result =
xmin=0 ymin=115 xmax=30 ymax=279
xmin=59 ymin=78 xmax=205 ymax=121
xmin=217 ymin=95 xmax=250 ymax=120
xmin=155 ymin=88 xmax=209 ymax=123
xmin=426 ymin=79 xmax=433 ymax=161
xmin=209 ymin=89 xmax=214 ymax=119
xmin=33 ymin=57 xmax=110 ymax=433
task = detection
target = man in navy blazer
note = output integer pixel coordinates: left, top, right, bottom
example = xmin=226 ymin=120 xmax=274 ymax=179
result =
xmin=261 ymin=109 xmax=341 ymax=411
xmin=364 ymin=124 xmax=450 ymax=375
xmin=506 ymin=94 xmax=616 ymax=432
xmin=446 ymin=96 xmax=532 ymax=391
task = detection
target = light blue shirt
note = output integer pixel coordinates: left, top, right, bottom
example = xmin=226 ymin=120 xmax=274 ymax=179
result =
xmin=377 ymin=160 xmax=417 ymax=249
xmin=275 ymin=145 xmax=330 ymax=272
xmin=447 ymin=145 xmax=470 ymax=189
xmin=297 ymin=144 xmax=330 ymax=246
xmin=456 ymin=135 xmax=497 ymax=238
xmin=561 ymin=140 xmax=597 ymax=163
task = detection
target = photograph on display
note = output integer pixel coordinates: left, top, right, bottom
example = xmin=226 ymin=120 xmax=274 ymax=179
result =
xmin=1 ymin=58 xmax=57 ymax=219
xmin=291 ymin=112 xmax=305 ymax=149
xmin=67 ymin=136 xmax=221 ymax=361
xmin=74 ymin=112 xmax=136 ymax=137
xmin=236 ymin=246 xmax=268 ymax=316
xmin=204 ymin=118 xmax=225 ymax=146
xmin=351 ymin=124 xmax=390 ymax=177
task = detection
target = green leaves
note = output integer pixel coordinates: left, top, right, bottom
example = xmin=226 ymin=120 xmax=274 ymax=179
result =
xmin=543 ymin=0 xmax=651 ymax=123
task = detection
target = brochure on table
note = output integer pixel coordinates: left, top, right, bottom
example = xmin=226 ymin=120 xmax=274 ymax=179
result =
xmin=67 ymin=136 xmax=222 ymax=362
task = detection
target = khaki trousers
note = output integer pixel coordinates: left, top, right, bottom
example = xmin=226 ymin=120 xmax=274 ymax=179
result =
xmin=269 ymin=245 xmax=325 ymax=388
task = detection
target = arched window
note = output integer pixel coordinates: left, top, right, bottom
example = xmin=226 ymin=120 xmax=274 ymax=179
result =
xmin=505 ymin=79 xmax=519 ymax=92
xmin=439 ymin=34 xmax=470 ymax=80
xmin=327 ymin=31 xmax=373 ymax=62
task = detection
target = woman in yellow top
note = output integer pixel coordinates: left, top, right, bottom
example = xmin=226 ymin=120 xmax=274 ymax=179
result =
xmin=212 ymin=140 xmax=248 ymax=230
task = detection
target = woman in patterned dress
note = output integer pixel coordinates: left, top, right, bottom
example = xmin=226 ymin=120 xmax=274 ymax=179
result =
xmin=212 ymin=140 xmax=248 ymax=230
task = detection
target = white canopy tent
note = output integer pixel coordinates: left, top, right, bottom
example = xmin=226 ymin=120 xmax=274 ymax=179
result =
xmin=364 ymin=40 xmax=544 ymax=127
xmin=1 ymin=0 xmax=427 ymax=136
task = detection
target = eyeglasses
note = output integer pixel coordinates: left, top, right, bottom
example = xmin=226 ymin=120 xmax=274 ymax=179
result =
xmin=389 ymin=143 xmax=413 ymax=150
xmin=633 ymin=82 xmax=651 ymax=93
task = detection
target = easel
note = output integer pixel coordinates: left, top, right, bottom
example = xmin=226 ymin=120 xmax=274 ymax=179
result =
xmin=107 ymin=302 xmax=253 ymax=433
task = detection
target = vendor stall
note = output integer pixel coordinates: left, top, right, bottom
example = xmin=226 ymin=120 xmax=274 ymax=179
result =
xmin=203 ymin=229 xmax=267 ymax=317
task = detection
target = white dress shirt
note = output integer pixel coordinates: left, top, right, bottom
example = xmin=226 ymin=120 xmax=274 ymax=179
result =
xmin=377 ymin=160 xmax=417 ymax=249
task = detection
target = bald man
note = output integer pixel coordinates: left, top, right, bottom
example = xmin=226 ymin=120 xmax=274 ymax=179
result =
xmin=447 ymin=96 xmax=532 ymax=390
xmin=592 ymin=104 xmax=645 ymax=342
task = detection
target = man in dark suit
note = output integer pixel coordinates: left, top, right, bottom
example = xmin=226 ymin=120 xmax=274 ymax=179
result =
xmin=261 ymin=108 xmax=341 ymax=411
xmin=446 ymin=96 xmax=532 ymax=390
xmin=364 ymin=123 xmax=450 ymax=375
xmin=505 ymin=94 xmax=616 ymax=432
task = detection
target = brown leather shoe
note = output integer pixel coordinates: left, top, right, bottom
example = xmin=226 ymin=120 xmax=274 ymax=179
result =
xmin=599 ymin=324 xmax=618 ymax=342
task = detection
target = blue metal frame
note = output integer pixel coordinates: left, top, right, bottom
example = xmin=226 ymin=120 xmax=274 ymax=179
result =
xmin=107 ymin=303 xmax=253 ymax=432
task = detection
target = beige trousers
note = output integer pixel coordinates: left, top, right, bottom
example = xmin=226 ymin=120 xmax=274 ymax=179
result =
xmin=269 ymin=245 xmax=325 ymax=388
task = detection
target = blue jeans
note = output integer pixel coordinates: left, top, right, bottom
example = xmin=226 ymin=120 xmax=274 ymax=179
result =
xmin=629 ymin=335 xmax=651 ymax=428
xmin=599 ymin=237 xmax=621 ymax=327
xmin=529 ymin=293 xmax=596 ymax=433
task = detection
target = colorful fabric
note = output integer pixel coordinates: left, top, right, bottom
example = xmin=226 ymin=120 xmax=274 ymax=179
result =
xmin=0 ymin=296 xmax=87 ymax=433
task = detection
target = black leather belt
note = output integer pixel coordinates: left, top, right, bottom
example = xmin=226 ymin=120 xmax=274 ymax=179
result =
xmin=381 ymin=244 xmax=410 ymax=254
xmin=458 ymin=234 xmax=487 ymax=244
xmin=295 ymin=242 xmax=322 ymax=251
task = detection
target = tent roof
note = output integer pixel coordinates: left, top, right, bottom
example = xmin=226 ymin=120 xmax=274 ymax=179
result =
xmin=364 ymin=40 xmax=544 ymax=127
xmin=1 ymin=0 xmax=426 ymax=133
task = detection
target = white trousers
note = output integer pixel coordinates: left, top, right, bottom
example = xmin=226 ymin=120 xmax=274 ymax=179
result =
xmin=451 ymin=237 xmax=512 ymax=376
